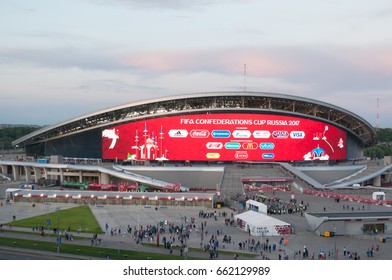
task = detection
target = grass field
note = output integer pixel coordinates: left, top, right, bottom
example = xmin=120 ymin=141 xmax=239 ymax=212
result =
xmin=1 ymin=205 xmax=193 ymax=259
xmin=0 ymin=236 xmax=188 ymax=260
xmin=10 ymin=205 xmax=102 ymax=234
xmin=1 ymin=205 xmax=255 ymax=260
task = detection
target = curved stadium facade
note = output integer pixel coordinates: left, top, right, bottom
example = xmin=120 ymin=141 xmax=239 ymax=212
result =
xmin=14 ymin=91 xmax=376 ymax=162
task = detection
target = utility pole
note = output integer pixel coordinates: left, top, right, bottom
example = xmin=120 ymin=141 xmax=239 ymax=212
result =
xmin=243 ymin=64 xmax=247 ymax=92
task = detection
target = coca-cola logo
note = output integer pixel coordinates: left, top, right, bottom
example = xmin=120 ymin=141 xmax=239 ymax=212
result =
xmin=190 ymin=130 xmax=209 ymax=138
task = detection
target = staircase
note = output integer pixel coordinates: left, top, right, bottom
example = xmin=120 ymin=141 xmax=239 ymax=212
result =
xmin=328 ymin=161 xmax=392 ymax=188
xmin=219 ymin=163 xmax=287 ymax=198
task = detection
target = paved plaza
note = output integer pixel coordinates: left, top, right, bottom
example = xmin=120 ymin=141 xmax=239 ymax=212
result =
xmin=1 ymin=182 xmax=392 ymax=260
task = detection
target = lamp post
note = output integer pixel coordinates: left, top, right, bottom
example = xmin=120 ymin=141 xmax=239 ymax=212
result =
xmin=333 ymin=226 xmax=337 ymax=260
xmin=56 ymin=207 xmax=61 ymax=253
xmin=46 ymin=199 xmax=50 ymax=230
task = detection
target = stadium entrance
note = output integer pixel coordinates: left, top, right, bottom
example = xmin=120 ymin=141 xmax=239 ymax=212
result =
xmin=363 ymin=223 xmax=385 ymax=235
xmin=241 ymin=177 xmax=293 ymax=192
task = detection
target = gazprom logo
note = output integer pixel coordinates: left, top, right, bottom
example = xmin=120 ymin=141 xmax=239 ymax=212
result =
xmin=260 ymin=142 xmax=275 ymax=150
xmin=233 ymin=130 xmax=251 ymax=138
xmin=262 ymin=153 xmax=275 ymax=159
xmin=212 ymin=130 xmax=231 ymax=138
xmin=290 ymin=131 xmax=305 ymax=139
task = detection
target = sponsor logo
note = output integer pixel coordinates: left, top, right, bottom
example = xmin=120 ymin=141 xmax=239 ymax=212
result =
xmin=272 ymin=130 xmax=289 ymax=139
xmin=290 ymin=131 xmax=305 ymax=139
xmin=235 ymin=151 xmax=249 ymax=159
xmin=260 ymin=142 xmax=275 ymax=150
xmin=212 ymin=130 xmax=231 ymax=138
xmin=242 ymin=142 xmax=258 ymax=150
xmin=168 ymin=129 xmax=188 ymax=138
xmin=206 ymin=153 xmax=220 ymax=159
xmin=206 ymin=142 xmax=223 ymax=149
xmin=225 ymin=142 xmax=241 ymax=149
xmin=190 ymin=130 xmax=209 ymax=138
xmin=262 ymin=153 xmax=275 ymax=159
xmin=232 ymin=130 xmax=251 ymax=138
xmin=253 ymin=130 xmax=271 ymax=139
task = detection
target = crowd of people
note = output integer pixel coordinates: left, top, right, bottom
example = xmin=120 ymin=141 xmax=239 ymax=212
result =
xmin=16 ymin=186 xmax=379 ymax=261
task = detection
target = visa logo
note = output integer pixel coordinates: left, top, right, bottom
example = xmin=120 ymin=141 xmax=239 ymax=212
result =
xmin=290 ymin=131 xmax=305 ymax=139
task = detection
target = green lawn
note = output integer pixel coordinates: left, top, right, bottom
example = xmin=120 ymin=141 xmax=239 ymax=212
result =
xmin=11 ymin=205 xmax=102 ymax=234
xmin=0 ymin=204 xmax=199 ymax=259
xmin=0 ymin=236 xmax=188 ymax=260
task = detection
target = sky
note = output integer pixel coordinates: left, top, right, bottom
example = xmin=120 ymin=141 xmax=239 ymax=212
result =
xmin=1 ymin=0 xmax=391 ymax=128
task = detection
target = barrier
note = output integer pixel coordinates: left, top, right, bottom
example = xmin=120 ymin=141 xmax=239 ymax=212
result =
xmin=303 ymin=189 xmax=392 ymax=206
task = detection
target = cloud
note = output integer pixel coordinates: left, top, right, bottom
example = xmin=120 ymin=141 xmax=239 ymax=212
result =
xmin=90 ymin=0 xmax=235 ymax=11
xmin=0 ymin=47 xmax=121 ymax=71
xmin=2 ymin=45 xmax=391 ymax=95
xmin=120 ymin=46 xmax=392 ymax=94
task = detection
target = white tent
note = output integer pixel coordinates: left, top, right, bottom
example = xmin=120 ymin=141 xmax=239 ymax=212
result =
xmin=235 ymin=210 xmax=291 ymax=236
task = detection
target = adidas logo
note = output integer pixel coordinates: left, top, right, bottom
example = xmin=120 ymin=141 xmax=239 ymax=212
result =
xmin=168 ymin=129 xmax=188 ymax=138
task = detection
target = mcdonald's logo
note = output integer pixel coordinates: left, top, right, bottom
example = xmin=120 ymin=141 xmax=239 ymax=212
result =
xmin=242 ymin=142 xmax=258 ymax=150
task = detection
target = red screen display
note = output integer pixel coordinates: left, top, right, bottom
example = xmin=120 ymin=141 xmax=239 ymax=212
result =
xmin=102 ymin=113 xmax=347 ymax=161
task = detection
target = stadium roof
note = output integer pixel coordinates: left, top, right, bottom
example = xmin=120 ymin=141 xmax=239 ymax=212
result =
xmin=13 ymin=91 xmax=377 ymax=147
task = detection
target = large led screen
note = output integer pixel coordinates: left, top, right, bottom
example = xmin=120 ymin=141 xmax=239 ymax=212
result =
xmin=102 ymin=113 xmax=347 ymax=161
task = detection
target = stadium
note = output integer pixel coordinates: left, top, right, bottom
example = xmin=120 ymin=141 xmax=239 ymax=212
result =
xmin=3 ymin=91 xmax=389 ymax=194
xmin=12 ymin=91 xmax=377 ymax=160
xmin=2 ymin=91 xmax=392 ymax=238
xmin=3 ymin=90 xmax=391 ymax=194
